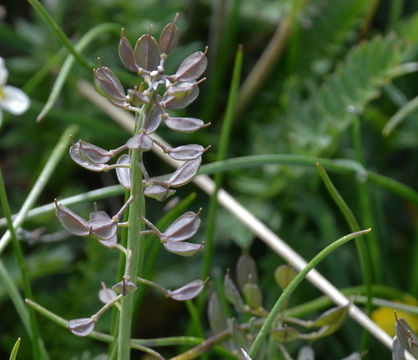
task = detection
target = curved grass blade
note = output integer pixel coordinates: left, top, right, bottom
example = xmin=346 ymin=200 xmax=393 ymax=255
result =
xmin=9 ymin=337 xmax=21 ymax=360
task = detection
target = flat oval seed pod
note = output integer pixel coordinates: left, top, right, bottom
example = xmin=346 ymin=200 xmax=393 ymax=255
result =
xmin=79 ymin=141 xmax=111 ymax=164
xmin=165 ymin=117 xmax=207 ymax=133
xmin=142 ymin=105 xmax=162 ymax=134
xmin=168 ymin=144 xmax=205 ymax=161
xmin=99 ymin=286 xmax=118 ymax=304
xmin=170 ymin=279 xmax=205 ymax=301
xmin=67 ymin=318 xmax=95 ymax=337
xmin=144 ymin=183 xmax=175 ymax=201
xmin=163 ymin=240 xmax=204 ymax=256
xmin=163 ymin=85 xmax=199 ymax=110
xmin=163 ymin=210 xmax=201 ymax=242
xmin=274 ymin=265 xmax=298 ymax=290
xmin=396 ymin=318 xmax=418 ymax=355
xmin=88 ymin=211 xmax=117 ymax=240
xmin=392 ymin=337 xmax=406 ymax=360
xmin=126 ymin=133 xmax=153 ymax=151
xmin=168 ymin=157 xmax=202 ymax=187
xmin=208 ymin=292 xmax=228 ymax=334
xmin=236 ymin=253 xmax=258 ymax=294
xmin=243 ymin=283 xmax=263 ymax=309
xmin=116 ymin=154 xmax=131 ymax=190
xmin=112 ymin=279 xmax=137 ymax=296
xmin=159 ymin=18 xmax=179 ymax=54
xmin=224 ymin=271 xmax=244 ymax=310
xmin=94 ymin=66 xmax=126 ymax=104
xmin=176 ymin=51 xmax=208 ymax=82
xmin=70 ymin=141 xmax=105 ymax=172
xmin=118 ymin=34 xmax=138 ymax=73
xmin=271 ymin=326 xmax=300 ymax=343
xmin=55 ymin=201 xmax=90 ymax=237
xmin=98 ymin=233 xmax=118 ymax=248
xmin=313 ymin=304 xmax=349 ymax=327
xmin=134 ymin=33 xmax=160 ymax=71
xmin=127 ymin=88 xmax=149 ymax=106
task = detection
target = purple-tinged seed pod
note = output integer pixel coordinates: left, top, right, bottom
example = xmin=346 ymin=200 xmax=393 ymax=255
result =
xmin=79 ymin=140 xmax=112 ymax=164
xmin=168 ymin=144 xmax=207 ymax=161
xmin=118 ymin=28 xmax=139 ymax=73
xmin=67 ymin=318 xmax=96 ymax=337
xmin=112 ymin=279 xmax=137 ymax=296
xmin=70 ymin=141 xmax=106 ymax=172
xmin=175 ymin=48 xmax=208 ymax=82
xmin=163 ymin=210 xmax=201 ymax=242
xmin=134 ymin=31 xmax=160 ymax=71
xmin=163 ymin=240 xmax=204 ymax=257
xmin=97 ymin=233 xmax=118 ymax=248
xmin=163 ymin=84 xmax=199 ymax=110
xmin=142 ymin=105 xmax=161 ymax=134
xmin=88 ymin=210 xmax=117 ymax=240
xmin=99 ymin=283 xmax=118 ymax=304
xmin=168 ymin=157 xmax=202 ymax=187
xmin=55 ymin=200 xmax=90 ymax=237
xmin=144 ymin=183 xmax=175 ymax=202
xmin=116 ymin=154 xmax=131 ymax=190
xmin=94 ymin=62 xmax=126 ymax=106
xmin=164 ymin=117 xmax=209 ymax=133
xmin=170 ymin=279 xmax=206 ymax=301
xmin=159 ymin=13 xmax=179 ymax=54
xmin=125 ymin=133 xmax=153 ymax=151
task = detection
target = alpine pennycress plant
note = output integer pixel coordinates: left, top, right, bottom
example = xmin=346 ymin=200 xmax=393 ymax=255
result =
xmin=54 ymin=14 xmax=208 ymax=347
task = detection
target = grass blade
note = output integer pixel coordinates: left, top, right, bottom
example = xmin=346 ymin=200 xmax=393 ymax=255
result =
xmin=9 ymin=337 xmax=21 ymax=360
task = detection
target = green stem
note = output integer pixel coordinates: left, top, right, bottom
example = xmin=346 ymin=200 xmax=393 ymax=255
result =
xmin=118 ymin=107 xmax=148 ymax=359
xmin=353 ymin=117 xmax=382 ymax=284
xmin=202 ymin=45 xmax=243 ymax=279
xmin=383 ymin=94 xmax=418 ymax=136
xmin=26 ymin=0 xmax=92 ymax=70
xmin=0 ymin=124 xmax=78 ymax=254
xmin=0 ymin=169 xmax=42 ymax=360
xmin=316 ymin=163 xmax=373 ymax=318
xmin=248 ymin=229 xmax=370 ymax=358
xmin=198 ymin=154 xmax=418 ymax=205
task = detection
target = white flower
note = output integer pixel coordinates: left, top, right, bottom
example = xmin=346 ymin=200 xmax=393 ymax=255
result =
xmin=0 ymin=57 xmax=30 ymax=125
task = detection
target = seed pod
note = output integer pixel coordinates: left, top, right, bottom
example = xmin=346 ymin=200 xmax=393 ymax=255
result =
xmin=118 ymin=30 xmax=139 ymax=73
xmin=116 ymin=154 xmax=131 ymax=190
xmin=236 ymin=253 xmax=258 ymax=294
xmin=163 ymin=84 xmax=199 ymax=110
xmin=163 ymin=210 xmax=201 ymax=242
xmin=168 ymin=157 xmax=202 ymax=187
xmin=67 ymin=318 xmax=95 ymax=337
xmin=168 ymin=144 xmax=205 ymax=161
xmin=228 ymin=318 xmax=248 ymax=350
xmin=112 ymin=279 xmax=137 ymax=296
xmin=126 ymin=133 xmax=153 ymax=151
xmin=55 ymin=200 xmax=90 ymax=237
xmin=99 ymin=284 xmax=118 ymax=304
xmin=274 ymin=265 xmax=298 ymax=290
xmin=392 ymin=337 xmax=406 ymax=360
xmin=271 ymin=325 xmax=300 ymax=343
xmin=224 ymin=271 xmax=244 ymax=310
xmin=88 ymin=210 xmax=117 ymax=240
xmin=70 ymin=141 xmax=106 ymax=172
xmin=142 ymin=105 xmax=161 ymax=134
xmin=313 ymin=304 xmax=349 ymax=327
xmin=159 ymin=15 xmax=179 ymax=54
xmin=165 ymin=116 xmax=208 ymax=133
xmin=175 ymin=50 xmax=208 ymax=82
xmin=127 ymin=88 xmax=149 ymax=106
xmin=396 ymin=318 xmax=418 ymax=356
xmin=243 ymin=283 xmax=263 ymax=309
xmin=97 ymin=233 xmax=118 ymax=248
xmin=163 ymin=240 xmax=204 ymax=256
xmin=134 ymin=33 xmax=160 ymax=71
xmin=94 ymin=65 xmax=126 ymax=106
xmin=79 ymin=140 xmax=111 ymax=164
xmin=170 ymin=279 xmax=206 ymax=301
xmin=144 ymin=183 xmax=175 ymax=201
xmin=208 ymin=292 xmax=227 ymax=334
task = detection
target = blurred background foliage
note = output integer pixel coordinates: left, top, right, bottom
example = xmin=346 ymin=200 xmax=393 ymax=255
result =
xmin=0 ymin=0 xmax=417 ymax=359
